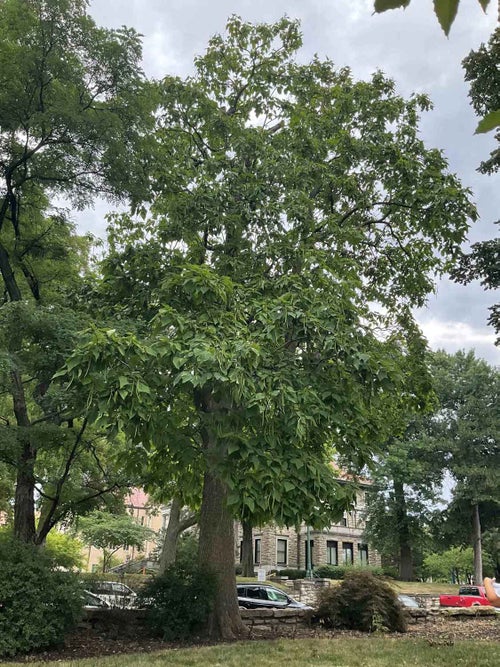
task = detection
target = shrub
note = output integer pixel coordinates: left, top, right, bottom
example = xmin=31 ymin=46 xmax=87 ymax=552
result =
xmin=0 ymin=537 xmax=83 ymax=657
xmin=277 ymin=568 xmax=306 ymax=580
xmin=315 ymin=570 xmax=407 ymax=633
xmin=176 ymin=532 xmax=199 ymax=569
xmin=138 ymin=563 xmax=216 ymax=641
xmin=313 ymin=564 xmax=385 ymax=580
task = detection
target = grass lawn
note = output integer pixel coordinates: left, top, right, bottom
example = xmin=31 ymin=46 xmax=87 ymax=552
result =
xmin=6 ymin=638 xmax=499 ymax=667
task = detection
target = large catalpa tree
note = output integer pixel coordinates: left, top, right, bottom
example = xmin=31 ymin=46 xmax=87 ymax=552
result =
xmin=66 ymin=17 xmax=474 ymax=638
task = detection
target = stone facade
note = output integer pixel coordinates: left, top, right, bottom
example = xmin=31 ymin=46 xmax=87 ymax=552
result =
xmin=234 ymin=485 xmax=381 ymax=572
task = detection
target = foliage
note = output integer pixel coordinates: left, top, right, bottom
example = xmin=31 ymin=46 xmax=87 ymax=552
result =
xmin=277 ymin=568 xmax=307 ymax=580
xmin=361 ymin=407 xmax=446 ymax=581
xmin=67 ymin=15 xmax=473 ymax=525
xmin=463 ymin=27 xmax=500 ymax=163
xmin=452 ymin=228 xmax=500 ymax=344
xmin=175 ymin=531 xmax=200 ymax=569
xmin=0 ymin=536 xmax=82 ymax=657
xmin=313 ymin=564 xmax=385 ymax=580
xmin=422 ymin=546 xmax=494 ymax=582
xmin=45 ymin=531 xmax=85 ymax=570
xmin=78 ymin=510 xmax=153 ymax=572
xmin=0 ymin=0 xmax=156 ymax=545
xmin=374 ymin=1 xmax=494 ymax=38
xmin=315 ymin=570 xmax=407 ymax=633
xmin=80 ymin=571 xmax=150 ymax=592
xmin=138 ymin=564 xmax=217 ymax=641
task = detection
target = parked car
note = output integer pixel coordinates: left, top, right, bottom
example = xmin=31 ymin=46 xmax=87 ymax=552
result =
xmin=84 ymin=581 xmax=137 ymax=609
xmin=397 ymin=594 xmax=428 ymax=619
xmin=237 ymin=584 xmax=312 ymax=610
xmin=397 ymin=594 xmax=421 ymax=609
xmin=83 ymin=590 xmax=110 ymax=610
xmin=439 ymin=585 xmax=492 ymax=608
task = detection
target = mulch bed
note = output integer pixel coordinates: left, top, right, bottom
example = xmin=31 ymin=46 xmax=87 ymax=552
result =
xmin=8 ymin=616 xmax=499 ymax=663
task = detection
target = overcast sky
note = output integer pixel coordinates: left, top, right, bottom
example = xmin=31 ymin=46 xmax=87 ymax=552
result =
xmin=83 ymin=0 xmax=499 ymax=365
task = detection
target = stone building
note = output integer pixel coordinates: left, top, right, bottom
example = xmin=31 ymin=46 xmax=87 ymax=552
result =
xmin=234 ymin=484 xmax=380 ymax=573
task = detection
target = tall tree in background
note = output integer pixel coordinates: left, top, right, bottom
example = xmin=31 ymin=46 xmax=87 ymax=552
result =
xmin=66 ymin=16 xmax=474 ymax=638
xmin=0 ymin=0 xmax=155 ymax=543
xmin=432 ymin=350 xmax=500 ymax=584
xmin=363 ymin=412 xmax=446 ymax=581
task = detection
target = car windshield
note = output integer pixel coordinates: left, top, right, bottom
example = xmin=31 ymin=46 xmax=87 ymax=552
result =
xmin=266 ymin=588 xmax=288 ymax=602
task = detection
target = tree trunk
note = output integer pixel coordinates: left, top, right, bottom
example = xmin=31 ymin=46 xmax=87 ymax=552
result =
xmin=11 ymin=368 xmax=36 ymax=543
xmin=241 ymin=519 xmax=255 ymax=578
xmin=159 ymin=497 xmax=182 ymax=574
xmin=393 ymin=479 xmax=414 ymax=581
xmin=158 ymin=497 xmax=198 ymax=575
xmin=472 ymin=502 xmax=483 ymax=585
xmin=0 ymin=242 xmax=22 ymax=301
xmin=198 ymin=466 xmax=247 ymax=639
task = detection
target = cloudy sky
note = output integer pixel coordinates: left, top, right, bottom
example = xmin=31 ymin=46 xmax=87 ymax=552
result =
xmin=83 ymin=0 xmax=499 ymax=365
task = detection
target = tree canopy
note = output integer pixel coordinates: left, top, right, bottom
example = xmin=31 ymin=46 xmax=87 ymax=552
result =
xmin=0 ymin=0 xmax=156 ymax=544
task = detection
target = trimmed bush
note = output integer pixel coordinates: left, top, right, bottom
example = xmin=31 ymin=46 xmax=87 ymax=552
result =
xmin=277 ymin=568 xmax=307 ymax=580
xmin=0 ymin=537 xmax=82 ymax=657
xmin=315 ymin=570 xmax=407 ymax=633
xmin=137 ymin=563 xmax=216 ymax=641
xmin=313 ymin=564 xmax=385 ymax=580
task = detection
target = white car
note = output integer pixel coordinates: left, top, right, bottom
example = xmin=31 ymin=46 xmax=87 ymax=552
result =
xmin=85 ymin=581 xmax=137 ymax=609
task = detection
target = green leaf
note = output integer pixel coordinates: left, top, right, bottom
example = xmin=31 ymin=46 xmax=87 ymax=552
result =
xmin=433 ymin=0 xmax=460 ymax=36
xmin=475 ymin=110 xmax=500 ymax=134
xmin=374 ymin=0 xmax=411 ymax=11
xmin=136 ymin=381 xmax=151 ymax=394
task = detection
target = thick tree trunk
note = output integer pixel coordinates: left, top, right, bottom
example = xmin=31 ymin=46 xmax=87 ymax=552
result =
xmin=241 ymin=519 xmax=255 ymax=578
xmin=393 ymin=479 xmax=414 ymax=581
xmin=472 ymin=502 xmax=483 ymax=585
xmin=198 ymin=467 xmax=247 ymax=639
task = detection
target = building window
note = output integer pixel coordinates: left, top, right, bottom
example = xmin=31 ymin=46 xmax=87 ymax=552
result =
xmin=327 ymin=540 xmax=338 ymax=566
xmin=358 ymin=543 xmax=369 ymax=566
xmin=254 ymin=538 xmax=261 ymax=564
xmin=342 ymin=541 xmax=353 ymax=565
xmin=239 ymin=540 xmax=243 ymax=563
xmin=341 ymin=516 xmax=347 ymax=527
xmin=304 ymin=540 xmax=314 ymax=569
xmin=277 ymin=538 xmax=288 ymax=566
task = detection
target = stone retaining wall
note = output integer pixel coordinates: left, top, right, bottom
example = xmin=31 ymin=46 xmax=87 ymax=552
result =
xmin=240 ymin=608 xmax=310 ymax=635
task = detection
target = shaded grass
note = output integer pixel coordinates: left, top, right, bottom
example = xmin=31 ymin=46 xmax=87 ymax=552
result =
xmin=6 ymin=638 xmax=500 ymax=667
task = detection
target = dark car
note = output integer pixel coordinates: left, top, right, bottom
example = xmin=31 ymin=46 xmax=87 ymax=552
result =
xmin=237 ymin=584 xmax=312 ymax=610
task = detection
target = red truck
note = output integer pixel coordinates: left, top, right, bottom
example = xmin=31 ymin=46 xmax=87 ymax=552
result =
xmin=439 ymin=585 xmax=491 ymax=608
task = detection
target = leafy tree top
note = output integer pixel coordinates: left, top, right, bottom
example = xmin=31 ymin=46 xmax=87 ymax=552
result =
xmin=67 ymin=16 xmax=474 ymax=529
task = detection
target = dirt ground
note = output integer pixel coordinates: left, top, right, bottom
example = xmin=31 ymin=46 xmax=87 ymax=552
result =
xmin=8 ymin=615 xmax=499 ymax=663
